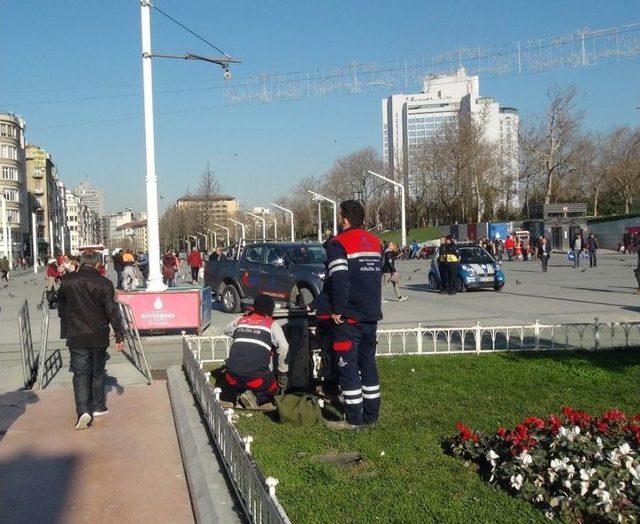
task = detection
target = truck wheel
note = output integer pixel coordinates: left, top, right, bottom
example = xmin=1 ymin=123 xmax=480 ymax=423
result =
xmin=494 ymin=283 xmax=504 ymax=292
xmin=221 ymin=284 xmax=241 ymax=313
xmin=428 ymin=274 xmax=437 ymax=290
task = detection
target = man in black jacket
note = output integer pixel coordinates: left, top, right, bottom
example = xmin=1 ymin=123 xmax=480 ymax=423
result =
xmin=57 ymin=250 xmax=125 ymax=430
xmin=112 ymin=249 xmax=124 ymax=290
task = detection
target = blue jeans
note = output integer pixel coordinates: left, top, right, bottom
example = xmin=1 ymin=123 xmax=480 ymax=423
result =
xmin=332 ymin=322 xmax=380 ymax=425
xmin=70 ymin=349 xmax=107 ymax=416
xmin=574 ymin=250 xmax=581 ymax=267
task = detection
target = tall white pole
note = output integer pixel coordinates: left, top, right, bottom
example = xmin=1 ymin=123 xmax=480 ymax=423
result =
xmin=368 ymin=170 xmax=406 ymax=248
xmin=229 ymin=218 xmax=245 ymax=242
xmin=32 ymin=212 xmax=38 ymax=273
xmin=270 ymin=203 xmax=294 ymax=242
xmin=246 ymin=212 xmax=266 ymax=241
xmin=307 ymin=190 xmax=337 ymax=236
xmin=317 ymin=201 xmax=322 ymax=242
xmin=140 ymin=0 xmax=166 ymax=291
xmin=273 ymin=218 xmax=277 ymax=240
xmin=60 ymin=224 xmax=65 ymax=255
xmin=213 ymin=223 xmax=230 ymax=246
xmin=1 ymin=196 xmax=7 ymax=262
xmin=48 ymin=219 xmax=54 ymax=257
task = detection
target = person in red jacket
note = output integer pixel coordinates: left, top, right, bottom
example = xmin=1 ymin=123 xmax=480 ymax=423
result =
xmin=187 ymin=246 xmax=202 ymax=284
xmin=504 ymin=235 xmax=515 ymax=261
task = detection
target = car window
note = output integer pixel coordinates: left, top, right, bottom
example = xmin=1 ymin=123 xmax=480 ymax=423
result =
xmin=460 ymin=247 xmax=494 ymax=264
xmin=285 ymin=245 xmax=327 ymax=264
xmin=263 ymin=246 xmax=285 ymax=266
xmin=244 ymin=246 xmax=263 ymax=264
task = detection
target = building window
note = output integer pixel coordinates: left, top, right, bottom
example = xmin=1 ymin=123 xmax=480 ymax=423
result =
xmin=0 ymin=123 xmax=16 ymax=139
xmin=1 ymin=165 xmax=18 ymax=180
xmin=1 ymin=145 xmax=18 ymax=160
xmin=3 ymin=188 xmax=19 ymax=202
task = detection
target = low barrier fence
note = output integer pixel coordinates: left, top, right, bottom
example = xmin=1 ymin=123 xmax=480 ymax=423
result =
xmin=186 ymin=319 xmax=640 ymax=367
xmin=182 ymin=335 xmax=291 ymax=524
xmin=117 ymin=302 xmax=152 ymax=384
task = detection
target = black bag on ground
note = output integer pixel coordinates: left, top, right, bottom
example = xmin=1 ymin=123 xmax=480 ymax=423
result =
xmin=46 ymin=287 xmax=58 ymax=308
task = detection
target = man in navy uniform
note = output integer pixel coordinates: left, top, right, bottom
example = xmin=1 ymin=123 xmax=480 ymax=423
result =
xmin=324 ymin=200 xmax=383 ymax=429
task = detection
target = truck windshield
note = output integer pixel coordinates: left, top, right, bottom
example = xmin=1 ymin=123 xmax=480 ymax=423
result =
xmin=286 ymin=246 xmax=327 ymax=264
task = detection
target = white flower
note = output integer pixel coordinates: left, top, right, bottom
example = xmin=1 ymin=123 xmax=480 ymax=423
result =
xmin=533 ymin=475 xmax=544 ymax=488
xmin=550 ymin=458 xmax=564 ymax=471
xmin=558 ymin=427 xmax=572 ymax=441
xmin=618 ymin=443 xmax=632 ymax=456
xmin=580 ymin=468 xmax=596 ymax=481
xmin=564 ymin=479 xmax=572 ymax=489
xmin=519 ymin=451 xmax=533 ymax=467
xmin=580 ymin=481 xmax=590 ymax=496
xmin=572 ymin=425 xmax=581 ymax=436
xmin=629 ymin=463 xmax=640 ymax=480
xmin=566 ymin=464 xmax=576 ymax=478
xmin=608 ymin=450 xmax=621 ymax=467
xmin=596 ymin=436 xmax=603 ymax=449
xmin=548 ymin=470 xmax=557 ymax=483
xmin=534 ymin=493 xmax=544 ymax=502
xmin=510 ymin=473 xmax=524 ymax=491
xmin=544 ymin=510 xmax=555 ymax=520
xmin=486 ymin=449 xmax=499 ymax=467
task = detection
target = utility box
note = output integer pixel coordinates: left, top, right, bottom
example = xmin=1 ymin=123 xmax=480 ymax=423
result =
xmin=273 ymin=308 xmax=312 ymax=391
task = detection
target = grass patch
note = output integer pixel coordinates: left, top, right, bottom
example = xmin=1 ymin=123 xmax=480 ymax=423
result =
xmin=235 ymin=350 xmax=640 ymax=523
xmin=378 ymin=226 xmax=441 ymax=246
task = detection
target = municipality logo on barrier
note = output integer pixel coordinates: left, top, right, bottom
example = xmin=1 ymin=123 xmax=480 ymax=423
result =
xmin=141 ymin=295 xmax=175 ymax=324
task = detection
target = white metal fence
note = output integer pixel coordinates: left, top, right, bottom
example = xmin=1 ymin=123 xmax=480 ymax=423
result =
xmin=185 ymin=319 xmax=640 ymax=367
xmin=182 ymin=335 xmax=291 ymax=524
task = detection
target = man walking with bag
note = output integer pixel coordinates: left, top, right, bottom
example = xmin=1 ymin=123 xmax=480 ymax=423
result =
xmin=57 ymin=250 xmax=125 ymax=430
xmin=382 ymin=241 xmax=407 ymax=303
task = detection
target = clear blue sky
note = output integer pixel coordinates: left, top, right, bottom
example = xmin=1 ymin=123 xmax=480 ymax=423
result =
xmin=1 ymin=0 xmax=639 ymax=213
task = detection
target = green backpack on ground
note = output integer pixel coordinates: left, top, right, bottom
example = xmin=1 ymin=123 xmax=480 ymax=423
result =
xmin=275 ymin=393 xmax=324 ymax=426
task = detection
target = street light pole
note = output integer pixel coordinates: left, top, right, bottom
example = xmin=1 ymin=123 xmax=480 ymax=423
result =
xmin=49 ymin=219 xmax=54 ymax=257
xmin=246 ymin=212 xmax=266 ymax=241
xmin=140 ymin=0 xmax=166 ymax=291
xmin=207 ymin=228 xmax=217 ymax=248
xmin=270 ymin=203 xmax=294 ymax=242
xmin=1 ymin=196 xmax=8 ymax=264
xmin=229 ymin=218 xmax=246 ymax=244
xmin=188 ymin=234 xmax=199 ymax=251
xmin=32 ymin=212 xmax=37 ymax=273
xmin=213 ymin=223 xmax=230 ymax=246
xmin=196 ymin=231 xmax=208 ymax=252
xmin=307 ymin=190 xmax=337 ymax=237
xmin=273 ymin=217 xmax=277 ymax=240
xmin=368 ymin=170 xmax=406 ymax=248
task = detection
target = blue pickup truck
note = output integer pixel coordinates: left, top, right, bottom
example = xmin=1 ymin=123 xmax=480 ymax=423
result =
xmin=204 ymin=242 xmax=327 ymax=313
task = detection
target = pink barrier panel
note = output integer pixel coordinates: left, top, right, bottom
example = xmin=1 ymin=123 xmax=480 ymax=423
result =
xmin=117 ymin=289 xmax=201 ymax=333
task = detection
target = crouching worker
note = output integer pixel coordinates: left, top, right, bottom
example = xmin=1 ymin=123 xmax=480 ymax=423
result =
xmin=223 ymin=294 xmax=289 ymax=410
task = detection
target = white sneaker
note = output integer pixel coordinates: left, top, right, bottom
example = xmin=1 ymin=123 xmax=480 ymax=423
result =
xmin=74 ymin=412 xmax=92 ymax=430
xmin=381 ymin=299 xmax=389 ymax=304
xmin=93 ymin=409 xmax=109 ymax=417
xmin=398 ymin=296 xmax=408 ymax=302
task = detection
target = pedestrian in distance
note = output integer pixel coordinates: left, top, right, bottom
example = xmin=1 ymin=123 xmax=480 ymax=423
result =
xmin=112 ymin=249 xmax=124 ymax=290
xmin=121 ymin=249 xmax=137 ymax=290
xmin=623 ymin=231 xmax=631 ymax=254
xmin=222 ymin=294 xmax=289 ymax=410
xmin=381 ymin=241 xmax=407 ymax=303
xmin=504 ymin=235 xmax=515 ymax=261
xmin=573 ymin=233 xmax=584 ymax=268
xmin=323 ymin=200 xmax=383 ymax=430
xmin=187 ymin=246 xmax=202 ymax=285
xmin=0 ymin=256 xmax=9 ymax=285
xmin=440 ymin=235 xmax=460 ymax=295
xmin=162 ymin=249 xmax=177 ymax=287
xmin=437 ymin=237 xmax=447 ymax=292
xmin=211 ymin=246 xmax=227 ymax=262
xmin=539 ymin=237 xmax=551 ymax=272
xmin=587 ymin=233 xmax=598 ymax=268
xmin=56 ymin=250 xmax=125 ymax=430
xmin=137 ymin=251 xmax=149 ymax=287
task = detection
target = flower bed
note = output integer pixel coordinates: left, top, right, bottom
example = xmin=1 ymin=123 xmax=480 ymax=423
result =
xmin=447 ymin=408 xmax=640 ymax=521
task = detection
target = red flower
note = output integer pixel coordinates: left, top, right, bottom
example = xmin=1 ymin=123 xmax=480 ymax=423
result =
xmin=602 ymin=409 xmax=627 ymax=424
xmin=497 ymin=427 xmax=507 ymax=438
xmin=595 ymin=421 xmax=609 ymax=434
xmin=524 ymin=416 xmax=545 ymax=430
xmin=548 ymin=414 xmax=562 ymax=434
xmin=562 ymin=406 xmax=591 ymax=428
xmin=456 ymin=422 xmax=473 ymax=441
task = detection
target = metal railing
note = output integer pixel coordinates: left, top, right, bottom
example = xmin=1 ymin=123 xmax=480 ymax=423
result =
xmin=185 ymin=318 xmax=640 ymax=366
xmin=36 ymin=303 xmax=50 ymax=389
xmin=118 ymin=302 xmax=152 ymax=384
xmin=17 ymin=300 xmax=38 ymax=388
xmin=182 ymin=335 xmax=291 ymax=524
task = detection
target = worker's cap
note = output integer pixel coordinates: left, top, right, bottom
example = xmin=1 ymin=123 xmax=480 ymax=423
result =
xmin=254 ymin=294 xmax=275 ymax=317
xmin=47 ymin=258 xmax=56 ymax=265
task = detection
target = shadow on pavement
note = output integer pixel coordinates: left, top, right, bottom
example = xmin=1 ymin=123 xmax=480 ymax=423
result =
xmin=0 ymin=450 xmax=78 ymax=524
xmin=0 ymin=390 xmax=39 ymax=443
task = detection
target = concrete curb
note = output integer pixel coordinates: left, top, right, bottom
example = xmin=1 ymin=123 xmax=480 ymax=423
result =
xmin=166 ymin=366 xmax=243 ymax=524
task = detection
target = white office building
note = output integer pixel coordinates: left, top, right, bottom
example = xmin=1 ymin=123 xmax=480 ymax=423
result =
xmin=382 ymin=68 xmax=519 ymax=206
